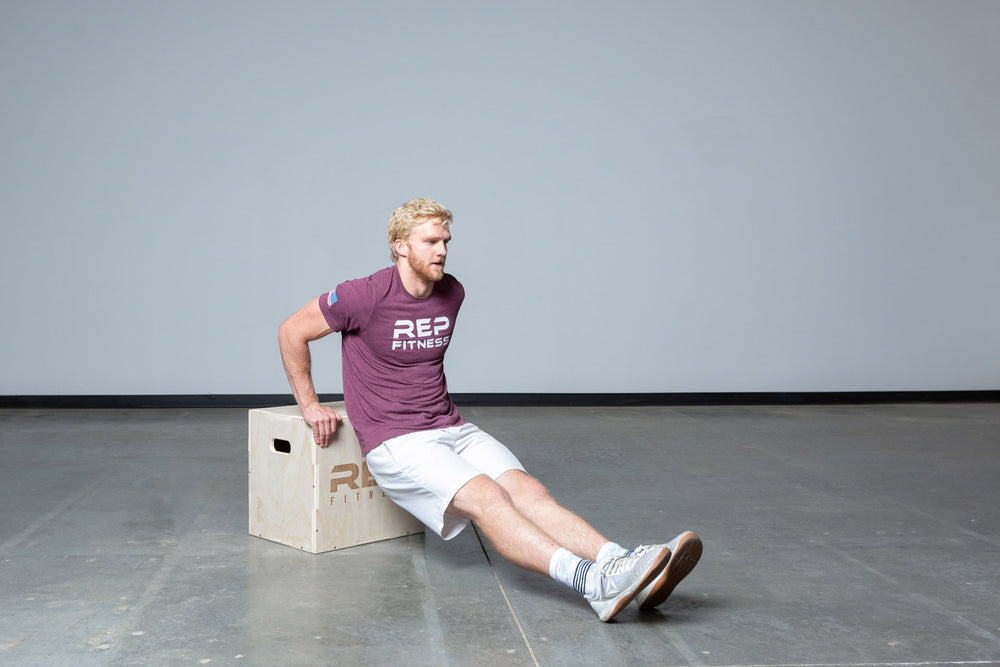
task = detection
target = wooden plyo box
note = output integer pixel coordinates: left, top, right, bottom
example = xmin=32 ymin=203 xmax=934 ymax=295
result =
xmin=248 ymin=402 xmax=424 ymax=553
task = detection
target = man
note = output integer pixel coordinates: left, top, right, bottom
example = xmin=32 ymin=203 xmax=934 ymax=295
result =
xmin=278 ymin=198 xmax=701 ymax=622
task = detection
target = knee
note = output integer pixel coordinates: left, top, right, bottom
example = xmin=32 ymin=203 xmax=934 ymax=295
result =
xmin=502 ymin=471 xmax=556 ymax=509
xmin=449 ymin=475 xmax=515 ymax=520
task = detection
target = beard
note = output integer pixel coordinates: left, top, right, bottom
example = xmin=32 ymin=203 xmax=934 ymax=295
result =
xmin=408 ymin=255 xmax=446 ymax=283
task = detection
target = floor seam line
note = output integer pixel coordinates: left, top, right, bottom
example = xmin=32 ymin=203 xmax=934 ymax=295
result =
xmin=473 ymin=525 xmax=540 ymax=667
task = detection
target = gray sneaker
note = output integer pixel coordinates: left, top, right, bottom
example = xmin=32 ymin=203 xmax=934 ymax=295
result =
xmin=632 ymin=531 xmax=702 ymax=610
xmin=587 ymin=545 xmax=671 ymax=622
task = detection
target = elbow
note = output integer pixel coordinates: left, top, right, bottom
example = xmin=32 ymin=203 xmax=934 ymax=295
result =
xmin=278 ymin=317 xmax=316 ymax=350
xmin=277 ymin=318 xmax=295 ymax=348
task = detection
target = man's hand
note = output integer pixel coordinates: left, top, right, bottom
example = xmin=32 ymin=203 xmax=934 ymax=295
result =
xmin=302 ymin=403 xmax=343 ymax=447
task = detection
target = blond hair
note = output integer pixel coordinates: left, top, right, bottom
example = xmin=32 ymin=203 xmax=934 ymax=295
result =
xmin=387 ymin=198 xmax=453 ymax=262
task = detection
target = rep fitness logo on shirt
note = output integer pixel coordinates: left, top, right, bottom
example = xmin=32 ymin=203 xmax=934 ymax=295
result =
xmin=391 ymin=317 xmax=451 ymax=351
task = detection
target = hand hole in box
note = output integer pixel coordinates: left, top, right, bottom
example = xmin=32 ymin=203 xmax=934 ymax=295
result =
xmin=272 ymin=438 xmax=292 ymax=454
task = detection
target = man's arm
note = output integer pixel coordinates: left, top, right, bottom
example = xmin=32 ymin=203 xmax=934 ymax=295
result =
xmin=278 ymin=297 xmax=342 ymax=447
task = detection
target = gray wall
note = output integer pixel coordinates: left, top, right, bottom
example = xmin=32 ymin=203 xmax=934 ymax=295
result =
xmin=2 ymin=1 xmax=998 ymax=396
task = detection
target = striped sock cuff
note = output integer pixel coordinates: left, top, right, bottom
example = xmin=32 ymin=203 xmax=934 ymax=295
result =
xmin=573 ymin=559 xmax=594 ymax=596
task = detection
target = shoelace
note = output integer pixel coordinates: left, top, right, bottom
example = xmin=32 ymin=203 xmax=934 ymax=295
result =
xmin=599 ymin=552 xmax=641 ymax=576
xmin=629 ymin=544 xmax=653 ymax=557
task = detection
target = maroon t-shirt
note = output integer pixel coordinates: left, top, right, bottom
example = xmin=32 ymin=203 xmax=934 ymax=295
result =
xmin=319 ymin=266 xmax=466 ymax=454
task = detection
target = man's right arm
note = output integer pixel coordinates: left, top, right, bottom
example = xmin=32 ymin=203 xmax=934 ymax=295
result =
xmin=277 ymin=297 xmax=343 ymax=447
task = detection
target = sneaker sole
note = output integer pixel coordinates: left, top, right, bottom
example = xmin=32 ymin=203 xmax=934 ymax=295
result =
xmin=599 ymin=546 xmax=671 ymax=622
xmin=637 ymin=532 xmax=702 ymax=611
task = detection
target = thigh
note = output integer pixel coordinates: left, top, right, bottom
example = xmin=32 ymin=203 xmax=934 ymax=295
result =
xmin=365 ymin=429 xmax=482 ymax=540
xmin=452 ymin=423 xmax=526 ymax=479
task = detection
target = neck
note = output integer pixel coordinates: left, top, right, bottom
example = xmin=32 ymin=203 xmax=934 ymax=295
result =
xmin=396 ymin=261 xmax=434 ymax=298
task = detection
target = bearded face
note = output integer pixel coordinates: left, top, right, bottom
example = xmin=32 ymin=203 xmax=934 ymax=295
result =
xmin=399 ymin=218 xmax=450 ymax=284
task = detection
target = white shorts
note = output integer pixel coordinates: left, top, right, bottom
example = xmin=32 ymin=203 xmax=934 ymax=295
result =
xmin=364 ymin=422 xmax=525 ymax=540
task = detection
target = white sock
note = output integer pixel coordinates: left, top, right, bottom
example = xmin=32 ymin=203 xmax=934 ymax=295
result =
xmin=549 ymin=548 xmax=595 ymax=597
xmin=596 ymin=541 xmax=629 ymax=563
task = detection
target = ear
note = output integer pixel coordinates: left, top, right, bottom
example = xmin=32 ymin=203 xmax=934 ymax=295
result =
xmin=394 ymin=237 xmax=408 ymax=258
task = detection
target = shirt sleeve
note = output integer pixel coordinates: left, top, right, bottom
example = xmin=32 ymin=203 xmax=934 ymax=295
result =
xmin=318 ymin=277 xmax=373 ymax=333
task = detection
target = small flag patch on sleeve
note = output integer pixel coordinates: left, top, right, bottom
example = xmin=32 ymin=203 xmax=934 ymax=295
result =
xmin=327 ymin=291 xmax=338 ymax=306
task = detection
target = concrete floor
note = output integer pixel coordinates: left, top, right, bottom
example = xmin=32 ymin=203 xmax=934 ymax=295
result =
xmin=1 ymin=403 xmax=998 ymax=666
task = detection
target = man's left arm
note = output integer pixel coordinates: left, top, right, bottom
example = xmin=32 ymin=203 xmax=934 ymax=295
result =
xmin=278 ymin=297 xmax=342 ymax=446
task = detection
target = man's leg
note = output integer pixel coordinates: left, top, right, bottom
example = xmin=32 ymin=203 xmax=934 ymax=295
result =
xmin=494 ymin=469 xmax=610 ymax=562
xmin=447 ymin=474 xmax=561 ymax=574
xmin=447 ymin=472 xmax=672 ymax=622
xmin=378 ymin=425 xmax=675 ymax=621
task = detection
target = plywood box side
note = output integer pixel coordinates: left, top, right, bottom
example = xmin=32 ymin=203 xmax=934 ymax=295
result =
xmin=248 ymin=411 xmax=317 ymax=551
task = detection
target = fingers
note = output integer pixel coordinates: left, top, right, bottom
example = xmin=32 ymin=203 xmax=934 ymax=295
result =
xmin=304 ymin=405 xmax=343 ymax=447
